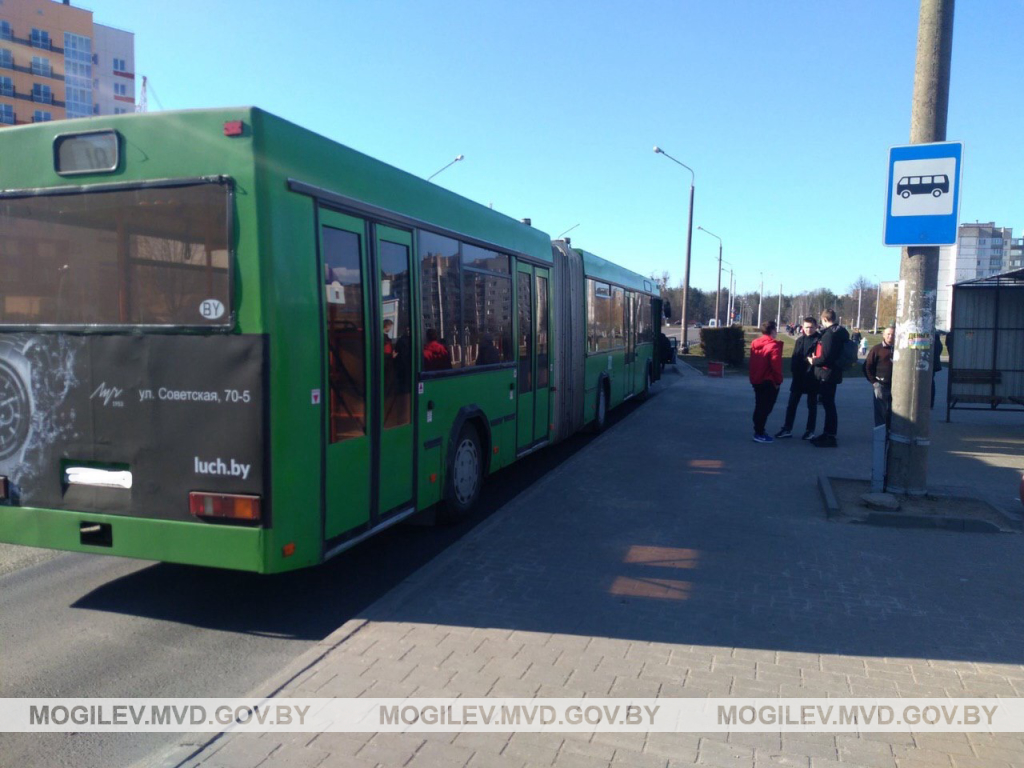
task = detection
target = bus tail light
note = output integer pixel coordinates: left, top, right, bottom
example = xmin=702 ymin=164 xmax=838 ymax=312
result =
xmin=189 ymin=492 xmax=261 ymax=522
xmin=0 ymin=476 xmax=8 ymax=501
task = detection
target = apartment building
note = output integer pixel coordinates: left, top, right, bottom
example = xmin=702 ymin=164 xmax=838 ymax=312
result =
xmin=936 ymin=222 xmax=1015 ymax=329
xmin=0 ymin=0 xmax=134 ymax=127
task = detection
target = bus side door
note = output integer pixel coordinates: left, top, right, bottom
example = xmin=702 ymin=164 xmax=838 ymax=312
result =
xmin=319 ymin=210 xmax=372 ymax=539
xmin=516 ymin=263 xmax=550 ymax=453
xmin=374 ymin=225 xmax=415 ymax=518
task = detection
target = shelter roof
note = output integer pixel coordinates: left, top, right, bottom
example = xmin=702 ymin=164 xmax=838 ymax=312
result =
xmin=955 ymin=268 xmax=1024 ymax=287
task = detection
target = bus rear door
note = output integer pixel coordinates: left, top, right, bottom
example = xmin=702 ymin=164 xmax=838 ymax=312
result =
xmin=516 ymin=263 xmax=551 ymax=452
xmin=374 ymin=226 xmax=415 ymax=517
xmin=319 ymin=211 xmax=415 ymax=543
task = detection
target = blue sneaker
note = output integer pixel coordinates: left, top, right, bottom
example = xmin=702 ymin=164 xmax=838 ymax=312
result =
xmin=753 ymin=433 xmax=774 ymax=444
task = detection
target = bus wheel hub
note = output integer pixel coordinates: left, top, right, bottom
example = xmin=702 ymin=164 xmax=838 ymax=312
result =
xmin=454 ymin=439 xmax=479 ymax=503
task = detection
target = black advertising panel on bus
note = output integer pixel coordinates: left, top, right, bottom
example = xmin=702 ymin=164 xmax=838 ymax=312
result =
xmin=0 ymin=333 xmax=266 ymax=523
xmin=53 ymin=130 xmax=120 ymax=175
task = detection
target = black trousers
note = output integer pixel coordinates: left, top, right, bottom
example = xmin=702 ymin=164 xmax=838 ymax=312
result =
xmin=818 ymin=379 xmax=838 ymax=436
xmin=782 ymin=385 xmax=818 ymax=433
xmin=752 ymin=381 xmax=779 ymax=435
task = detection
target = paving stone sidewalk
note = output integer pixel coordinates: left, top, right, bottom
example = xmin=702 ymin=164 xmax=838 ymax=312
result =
xmin=168 ymin=367 xmax=1024 ymax=768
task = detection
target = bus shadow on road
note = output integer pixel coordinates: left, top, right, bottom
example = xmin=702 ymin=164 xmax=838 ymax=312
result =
xmin=70 ymin=396 xmax=653 ymax=640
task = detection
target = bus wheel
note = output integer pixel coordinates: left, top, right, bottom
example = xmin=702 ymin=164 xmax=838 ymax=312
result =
xmin=932 ymin=188 xmax=942 ymax=197
xmin=593 ymin=385 xmax=608 ymax=433
xmin=441 ymin=424 xmax=482 ymax=522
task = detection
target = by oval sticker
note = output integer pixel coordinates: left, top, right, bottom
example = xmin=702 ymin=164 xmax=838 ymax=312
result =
xmin=199 ymin=299 xmax=225 ymax=320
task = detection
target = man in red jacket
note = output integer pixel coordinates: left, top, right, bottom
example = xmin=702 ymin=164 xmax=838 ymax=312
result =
xmin=749 ymin=320 xmax=784 ymax=443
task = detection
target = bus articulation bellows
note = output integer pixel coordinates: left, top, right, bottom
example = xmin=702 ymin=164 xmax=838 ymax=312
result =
xmin=0 ymin=108 xmax=665 ymax=573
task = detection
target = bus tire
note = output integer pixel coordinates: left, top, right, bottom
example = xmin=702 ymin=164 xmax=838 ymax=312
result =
xmin=593 ymin=383 xmax=608 ymax=433
xmin=440 ymin=423 xmax=483 ymax=522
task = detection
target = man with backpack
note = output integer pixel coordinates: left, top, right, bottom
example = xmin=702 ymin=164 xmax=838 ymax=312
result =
xmin=806 ymin=309 xmax=851 ymax=448
xmin=774 ymin=315 xmax=820 ymax=440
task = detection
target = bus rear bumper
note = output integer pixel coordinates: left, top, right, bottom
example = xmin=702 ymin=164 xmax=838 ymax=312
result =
xmin=0 ymin=506 xmax=266 ymax=573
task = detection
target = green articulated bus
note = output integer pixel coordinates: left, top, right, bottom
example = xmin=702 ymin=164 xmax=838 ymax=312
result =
xmin=0 ymin=108 xmax=664 ymax=573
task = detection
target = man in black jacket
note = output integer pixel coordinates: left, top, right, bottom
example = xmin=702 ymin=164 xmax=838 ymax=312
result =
xmin=807 ymin=309 xmax=850 ymax=447
xmin=774 ymin=316 xmax=820 ymax=439
xmin=864 ymin=325 xmax=895 ymax=427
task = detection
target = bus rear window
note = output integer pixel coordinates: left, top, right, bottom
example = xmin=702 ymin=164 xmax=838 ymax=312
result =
xmin=0 ymin=181 xmax=232 ymax=328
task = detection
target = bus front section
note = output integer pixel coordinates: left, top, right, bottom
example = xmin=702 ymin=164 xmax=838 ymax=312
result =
xmin=0 ymin=173 xmax=269 ymax=572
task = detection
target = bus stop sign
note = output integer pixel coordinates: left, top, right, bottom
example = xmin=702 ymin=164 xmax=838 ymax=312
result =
xmin=883 ymin=141 xmax=963 ymax=247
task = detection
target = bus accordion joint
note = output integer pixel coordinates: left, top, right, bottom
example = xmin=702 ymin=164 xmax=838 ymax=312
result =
xmin=188 ymin=492 xmax=262 ymax=523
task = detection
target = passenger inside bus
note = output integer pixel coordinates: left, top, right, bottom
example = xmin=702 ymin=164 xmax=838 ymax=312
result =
xmin=423 ymin=328 xmax=452 ymax=371
xmin=383 ymin=319 xmax=395 ymax=358
xmin=476 ymin=333 xmax=501 ymax=366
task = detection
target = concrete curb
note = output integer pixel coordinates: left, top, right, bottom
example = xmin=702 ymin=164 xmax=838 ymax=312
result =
xmin=820 ymin=474 xmax=1021 ymax=533
xmin=818 ymin=472 xmax=842 ymax=518
xmin=674 ymin=358 xmax=703 ymax=376
xmin=147 ymin=379 xmax=678 ymax=768
xmin=148 ymin=619 xmax=370 ymax=768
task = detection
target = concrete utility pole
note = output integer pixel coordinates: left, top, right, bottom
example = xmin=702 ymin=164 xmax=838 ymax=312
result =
xmin=757 ymin=272 xmax=764 ymax=327
xmin=856 ymin=284 xmax=863 ymax=329
xmin=873 ymin=275 xmax=880 ymax=331
xmin=697 ymin=227 xmax=723 ymax=325
xmin=777 ymin=283 xmax=782 ymax=329
xmin=652 ymin=147 xmax=695 ymax=349
xmin=728 ymin=268 xmax=734 ymax=323
xmin=887 ymin=0 xmax=955 ymax=495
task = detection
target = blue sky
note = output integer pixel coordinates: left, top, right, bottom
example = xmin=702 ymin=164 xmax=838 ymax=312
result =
xmin=86 ymin=0 xmax=1024 ymax=296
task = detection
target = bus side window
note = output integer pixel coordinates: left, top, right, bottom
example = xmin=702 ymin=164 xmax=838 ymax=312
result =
xmin=323 ymin=226 xmax=366 ymax=442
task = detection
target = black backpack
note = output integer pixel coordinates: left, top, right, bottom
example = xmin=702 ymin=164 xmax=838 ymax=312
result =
xmin=837 ymin=330 xmax=858 ymax=370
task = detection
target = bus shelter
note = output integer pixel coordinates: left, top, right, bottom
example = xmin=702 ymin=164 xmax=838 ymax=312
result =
xmin=946 ymin=267 xmax=1024 ymax=420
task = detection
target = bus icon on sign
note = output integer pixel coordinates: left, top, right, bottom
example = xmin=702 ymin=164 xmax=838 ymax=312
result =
xmin=897 ymin=174 xmax=949 ymax=199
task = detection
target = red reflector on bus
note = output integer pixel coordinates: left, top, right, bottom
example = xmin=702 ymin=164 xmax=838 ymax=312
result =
xmin=189 ymin=492 xmax=261 ymax=522
xmin=282 ymin=543 xmax=296 ymax=557
xmin=223 ymin=120 xmax=244 ymax=137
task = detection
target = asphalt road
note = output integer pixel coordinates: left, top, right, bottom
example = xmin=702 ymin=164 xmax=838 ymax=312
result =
xmin=664 ymin=324 xmax=699 ymax=347
xmin=0 ymin=391 xmax=655 ymax=768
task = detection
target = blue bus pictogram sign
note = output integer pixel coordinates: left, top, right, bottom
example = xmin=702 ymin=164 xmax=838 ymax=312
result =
xmin=883 ymin=141 xmax=963 ymax=247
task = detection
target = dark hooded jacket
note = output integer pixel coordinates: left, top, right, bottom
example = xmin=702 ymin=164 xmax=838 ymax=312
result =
xmin=812 ymin=324 xmax=850 ymax=384
xmin=790 ymin=332 xmax=820 ymax=393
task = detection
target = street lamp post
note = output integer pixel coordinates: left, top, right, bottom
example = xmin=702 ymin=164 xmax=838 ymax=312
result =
xmin=857 ymin=283 xmax=863 ymax=330
xmin=872 ymin=275 xmax=880 ymax=332
xmin=757 ymin=272 xmax=764 ymax=328
xmin=697 ymin=226 xmax=723 ymax=326
xmin=427 ymin=154 xmax=465 ymax=181
xmin=727 ymin=268 xmax=734 ymax=324
xmin=730 ymin=271 xmax=736 ymax=324
xmin=653 ymin=146 xmax=695 ymax=349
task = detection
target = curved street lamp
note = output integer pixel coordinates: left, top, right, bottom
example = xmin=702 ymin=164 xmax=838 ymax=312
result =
xmin=697 ymin=226 xmax=724 ymax=325
xmin=653 ymin=146 xmax=695 ymax=348
xmin=427 ymin=154 xmax=465 ymax=181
